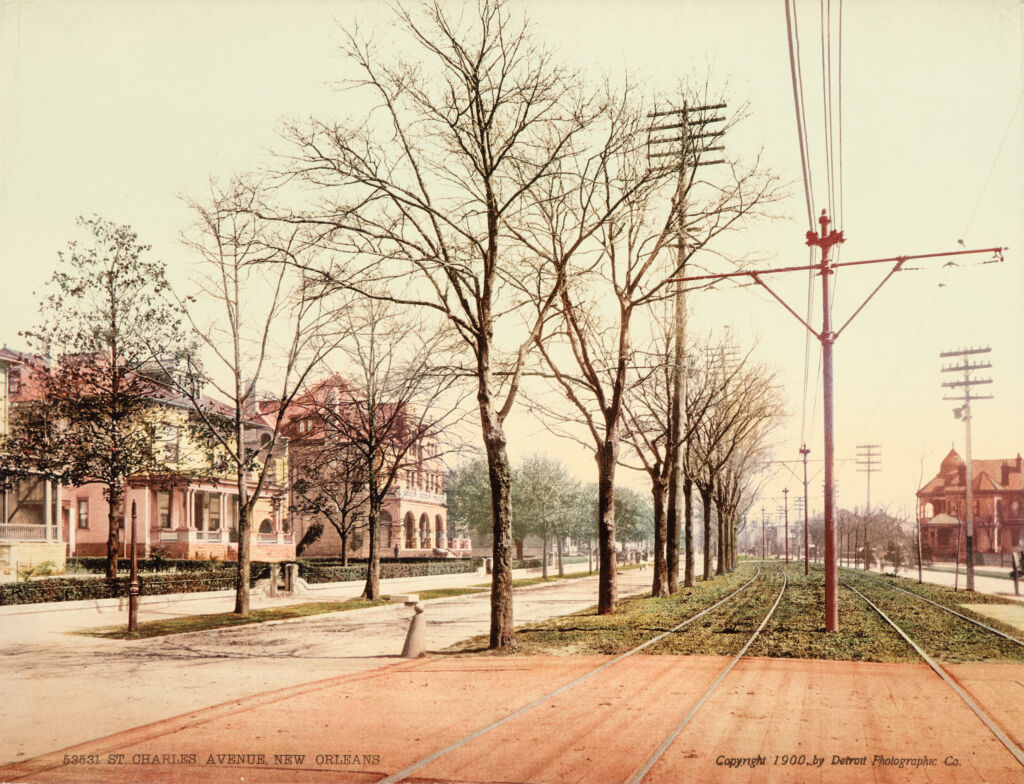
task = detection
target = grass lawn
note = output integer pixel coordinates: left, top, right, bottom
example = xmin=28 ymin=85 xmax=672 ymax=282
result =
xmin=75 ymin=598 xmax=390 ymax=640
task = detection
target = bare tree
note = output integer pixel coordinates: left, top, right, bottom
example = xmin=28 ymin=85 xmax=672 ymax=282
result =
xmin=521 ymin=78 xmax=782 ymax=609
xmin=166 ymin=179 xmax=333 ymax=615
xmin=288 ymin=399 xmax=369 ymax=563
xmin=688 ymin=346 xmax=783 ymax=580
xmin=621 ymin=316 xmax=716 ymax=596
xmin=315 ymin=300 xmax=466 ymax=600
xmin=266 ymin=0 xmax=597 ymax=647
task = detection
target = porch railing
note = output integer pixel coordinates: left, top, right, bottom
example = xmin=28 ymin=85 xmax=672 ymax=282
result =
xmin=0 ymin=524 xmax=59 ymax=542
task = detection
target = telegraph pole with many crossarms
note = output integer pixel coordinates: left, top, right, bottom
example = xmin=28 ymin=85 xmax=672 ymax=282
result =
xmin=941 ymin=346 xmax=993 ymax=592
xmin=647 ymin=102 xmax=726 ymax=591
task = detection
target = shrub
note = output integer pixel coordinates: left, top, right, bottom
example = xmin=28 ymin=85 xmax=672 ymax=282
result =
xmin=0 ymin=572 xmax=240 ymax=606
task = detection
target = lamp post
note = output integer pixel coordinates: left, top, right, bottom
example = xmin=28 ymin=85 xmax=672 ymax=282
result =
xmin=128 ymin=500 xmax=139 ymax=633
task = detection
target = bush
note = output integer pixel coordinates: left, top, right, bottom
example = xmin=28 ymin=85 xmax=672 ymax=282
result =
xmin=0 ymin=571 xmax=240 ymax=606
xmin=68 ymin=557 xmax=234 ymax=574
xmin=512 ymin=558 xmax=543 ymax=569
xmin=300 ymin=558 xmax=483 ymax=585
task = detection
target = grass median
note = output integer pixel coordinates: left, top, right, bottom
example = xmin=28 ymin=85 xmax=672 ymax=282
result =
xmin=443 ymin=562 xmax=1024 ymax=663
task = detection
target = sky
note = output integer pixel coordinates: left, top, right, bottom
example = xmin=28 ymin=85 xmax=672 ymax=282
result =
xmin=1 ymin=0 xmax=1022 ymax=526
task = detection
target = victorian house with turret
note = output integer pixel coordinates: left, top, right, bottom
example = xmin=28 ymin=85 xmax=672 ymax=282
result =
xmin=917 ymin=448 xmax=1024 ymax=562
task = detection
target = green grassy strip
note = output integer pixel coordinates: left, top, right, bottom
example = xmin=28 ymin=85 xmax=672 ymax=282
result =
xmin=445 ymin=564 xmax=1024 ymax=663
xmin=444 ymin=564 xmax=758 ymax=656
xmin=839 ymin=570 xmax=1024 ymax=663
xmin=74 ymin=598 xmax=389 ymax=640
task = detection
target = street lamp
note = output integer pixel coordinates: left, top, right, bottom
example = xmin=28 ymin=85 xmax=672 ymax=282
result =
xmin=128 ymin=500 xmax=139 ymax=633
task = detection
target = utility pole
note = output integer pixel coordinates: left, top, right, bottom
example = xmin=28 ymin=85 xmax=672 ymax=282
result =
xmin=648 ymin=101 xmax=726 ymax=593
xmin=783 ymin=488 xmax=790 ymax=564
xmin=856 ymin=444 xmax=881 ymax=571
xmin=941 ymin=346 xmax=993 ymax=592
xmin=673 ymin=212 xmax=1002 ymax=632
xmin=761 ymin=506 xmax=766 ymax=560
xmin=800 ymin=443 xmax=810 ymax=575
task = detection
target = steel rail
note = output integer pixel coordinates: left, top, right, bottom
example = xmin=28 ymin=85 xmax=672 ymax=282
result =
xmin=376 ymin=567 xmax=764 ymax=784
xmin=844 ymin=570 xmax=1024 ymax=648
xmin=626 ymin=568 xmax=789 ymax=784
xmin=844 ymin=583 xmax=1024 ymax=768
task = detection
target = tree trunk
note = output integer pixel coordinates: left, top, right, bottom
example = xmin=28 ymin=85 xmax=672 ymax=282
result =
xmin=542 ymin=530 xmax=549 ymax=579
xmin=701 ymin=485 xmax=713 ymax=581
xmin=557 ymin=535 xmax=564 ymax=577
xmin=483 ymin=430 xmax=515 ymax=648
xmin=651 ymin=476 xmax=668 ymax=597
xmin=105 ymin=483 xmax=123 ymax=582
xmin=596 ymin=440 xmax=618 ymax=614
xmin=234 ymin=501 xmax=251 ymax=615
xmin=683 ymin=476 xmax=695 ymax=587
xmin=666 ymin=468 xmax=680 ymax=594
xmin=362 ymin=504 xmax=380 ymax=600
xmin=341 ymin=528 xmax=348 ymax=567
xmin=716 ymin=502 xmax=726 ymax=576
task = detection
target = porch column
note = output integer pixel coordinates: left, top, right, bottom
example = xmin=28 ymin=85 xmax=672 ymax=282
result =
xmin=186 ymin=488 xmax=195 ymax=529
xmin=44 ymin=478 xmax=53 ymax=540
xmin=143 ymin=487 xmax=152 ymax=557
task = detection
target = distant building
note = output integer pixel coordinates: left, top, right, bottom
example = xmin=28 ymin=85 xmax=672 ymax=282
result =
xmin=284 ymin=375 xmax=469 ymax=559
xmin=916 ymin=448 xmax=1024 ymax=562
xmin=5 ymin=348 xmax=294 ymax=564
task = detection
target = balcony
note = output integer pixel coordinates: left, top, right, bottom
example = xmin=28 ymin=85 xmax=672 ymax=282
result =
xmin=0 ymin=524 xmax=58 ymax=542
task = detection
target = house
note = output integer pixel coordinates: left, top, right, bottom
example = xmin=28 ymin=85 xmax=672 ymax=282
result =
xmin=0 ymin=347 xmax=66 ymax=581
xmin=916 ymin=448 xmax=1024 ymax=562
xmin=7 ymin=350 xmax=294 ymax=564
xmin=284 ymin=375 xmax=469 ymax=559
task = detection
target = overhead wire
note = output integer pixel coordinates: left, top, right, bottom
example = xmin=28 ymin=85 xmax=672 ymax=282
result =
xmin=785 ymin=0 xmax=819 ymax=446
xmin=960 ymin=87 xmax=1024 ymax=242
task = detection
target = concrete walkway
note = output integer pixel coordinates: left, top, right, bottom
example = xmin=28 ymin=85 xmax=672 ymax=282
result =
xmin=1 ymin=563 xmax=650 ymax=767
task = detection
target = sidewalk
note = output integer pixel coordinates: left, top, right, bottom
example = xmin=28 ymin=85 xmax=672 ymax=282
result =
xmin=0 ymin=560 xmax=596 ymax=644
xmin=1 ymin=563 xmax=650 ymax=767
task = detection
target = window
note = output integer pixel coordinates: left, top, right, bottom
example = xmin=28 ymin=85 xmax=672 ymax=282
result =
xmin=157 ymin=491 xmax=171 ymax=528
xmin=162 ymin=425 xmax=179 ymax=463
xmin=77 ymin=499 xmax=88 ymax=529
xmin=225 ymin=495 xmax=238 ymax=530
xmin=209 ymin=494 xmax=221 ymax=531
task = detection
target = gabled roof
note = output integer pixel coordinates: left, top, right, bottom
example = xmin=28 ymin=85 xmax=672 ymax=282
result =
xmin=976 ymin=471 xmax=1003 ymax=492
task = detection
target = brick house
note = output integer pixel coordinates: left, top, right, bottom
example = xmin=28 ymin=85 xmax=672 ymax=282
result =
xmin=284 ymin=375 xmax=469 ymax=559
xmin=7 ymin=350 xmax=294 ymax=563
xmin=916 ymin=448 xmax=1024 ymax=562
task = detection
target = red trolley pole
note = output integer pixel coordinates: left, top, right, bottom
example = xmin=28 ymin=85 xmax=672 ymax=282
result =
xmin=806 ymin=210 xmax=844 ymax=631
xmin=800 ymin=443 xmax=810 ymax=576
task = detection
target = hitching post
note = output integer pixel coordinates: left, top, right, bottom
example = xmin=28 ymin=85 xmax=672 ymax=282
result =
xmin=128 ymin=500 xmax=139 ymax=632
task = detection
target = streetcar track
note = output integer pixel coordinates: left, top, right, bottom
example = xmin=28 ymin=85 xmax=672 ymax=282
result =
xmin=842 ymin=569 xmax=1024 ymax=648
xmin=627 ymin=567 xmax=788 ymax=784
xmin=375 ymin=565 xmax=767 ymax=784
xmin=843 ymin=582 xmax=1024 ymax=769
